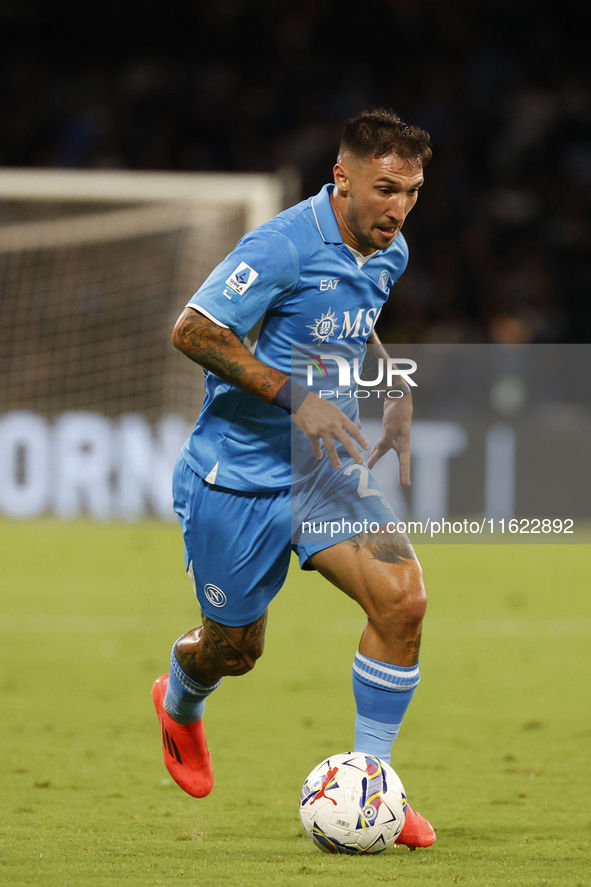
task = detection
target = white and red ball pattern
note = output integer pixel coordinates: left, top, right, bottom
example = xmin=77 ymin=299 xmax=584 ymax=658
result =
xmin=299 ymin=752 xmax=407 ymax=854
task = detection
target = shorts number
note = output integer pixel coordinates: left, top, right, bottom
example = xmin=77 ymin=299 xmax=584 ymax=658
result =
xmin=344 ymin=463 xmax=382 ymax=499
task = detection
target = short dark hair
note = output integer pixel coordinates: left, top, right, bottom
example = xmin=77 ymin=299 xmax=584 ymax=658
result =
xmin=339 ymin=108 xmax=432 ymax=167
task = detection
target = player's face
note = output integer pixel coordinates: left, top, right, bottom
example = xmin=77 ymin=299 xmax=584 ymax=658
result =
xmin=333 ymin=153 xmax=424 ymax=254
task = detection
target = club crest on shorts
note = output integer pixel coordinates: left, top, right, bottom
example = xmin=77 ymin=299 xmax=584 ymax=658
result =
xmin=225 ymin=261 xmax=259 ymax=297
xmin=204 ymin=583 xmax=227 ymax=608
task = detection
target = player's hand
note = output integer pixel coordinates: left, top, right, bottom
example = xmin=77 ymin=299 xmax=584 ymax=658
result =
xmin=367 ymin=394 xmax=413 ymax=486
xmin=292 ymin=392 xmax=369 ymax=470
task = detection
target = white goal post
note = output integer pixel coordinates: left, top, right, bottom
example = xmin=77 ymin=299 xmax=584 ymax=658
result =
xmin=0 ymin=168 xmax=286 ymax=236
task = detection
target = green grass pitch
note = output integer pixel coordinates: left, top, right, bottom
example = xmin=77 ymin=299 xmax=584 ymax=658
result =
xmin=1 ymin=519 xmax=590 ymax=886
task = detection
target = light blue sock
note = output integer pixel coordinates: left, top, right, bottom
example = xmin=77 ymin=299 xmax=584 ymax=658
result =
xmin=352 ymin=651 xmax=420 ymax=764
xmin=163 ymin=644 xmax=222 ymax=725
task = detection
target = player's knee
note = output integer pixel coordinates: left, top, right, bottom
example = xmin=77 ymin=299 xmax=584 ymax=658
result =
xmin=402 ymin=562 xmax=427 ymax=619
xmin=399 ymin=562 xmax=427 ymax=624
xmin=229 ymin=637 xmax=265 ymax=676
xmin=403 ymin=586 xmax=427 ymax=627
xmin=214 ymin=613 xmax=267 ymax=677
xmin=372 ymin=561 xmax=427 ymax=633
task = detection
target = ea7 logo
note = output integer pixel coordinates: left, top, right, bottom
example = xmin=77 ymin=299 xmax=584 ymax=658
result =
xmin=319 ymin=279 xmax=340 ymax=291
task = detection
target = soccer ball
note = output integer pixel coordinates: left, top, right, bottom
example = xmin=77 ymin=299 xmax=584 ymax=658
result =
xmin=299 ymin=752 xmax=407 ymax=854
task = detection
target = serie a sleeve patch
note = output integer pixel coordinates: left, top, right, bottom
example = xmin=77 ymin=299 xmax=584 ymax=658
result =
xmin=225 ymin=261 xmax=260 ymax=299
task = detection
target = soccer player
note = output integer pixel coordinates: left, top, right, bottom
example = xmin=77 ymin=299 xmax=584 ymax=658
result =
xmin=152 ymin=109 xmax=436 ymax=848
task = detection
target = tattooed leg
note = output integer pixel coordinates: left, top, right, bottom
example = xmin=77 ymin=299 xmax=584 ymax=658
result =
xmin=174 ymin=611 xmax=268 ymax=686
xmin=308 ymin=526 xmax=426 ymax=666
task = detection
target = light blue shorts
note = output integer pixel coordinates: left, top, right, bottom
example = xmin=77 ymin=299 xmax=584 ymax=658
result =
xmin=173 ymin=453 xmax=398 ymax=627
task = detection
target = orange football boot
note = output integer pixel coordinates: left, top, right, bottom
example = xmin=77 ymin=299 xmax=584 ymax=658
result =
xmin=395 ymin=803 xmax=436 ymax=849
xmin=151 ymin=674 xmax=214 ymax=798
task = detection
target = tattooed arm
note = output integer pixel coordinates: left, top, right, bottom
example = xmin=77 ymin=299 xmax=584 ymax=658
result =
xmin=172 ymin=306 xmax=288 ymax=402
xmin=172 ymin=307 xmax=367 ymax=468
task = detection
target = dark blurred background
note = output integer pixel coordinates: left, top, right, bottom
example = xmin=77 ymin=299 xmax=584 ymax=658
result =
xmin=1 ymin=0 xmax=589 ymax=344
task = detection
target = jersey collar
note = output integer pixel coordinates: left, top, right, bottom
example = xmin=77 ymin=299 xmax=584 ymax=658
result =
xmin=310 ymin=184 xmax=343 ymax=245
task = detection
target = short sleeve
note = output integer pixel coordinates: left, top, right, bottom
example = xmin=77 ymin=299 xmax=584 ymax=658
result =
xmin=187 ymin=230 xmax=300 ymax=338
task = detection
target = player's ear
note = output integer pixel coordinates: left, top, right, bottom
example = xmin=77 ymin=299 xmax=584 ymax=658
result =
xmin=333 ymin=162 xmax=351 ymax=196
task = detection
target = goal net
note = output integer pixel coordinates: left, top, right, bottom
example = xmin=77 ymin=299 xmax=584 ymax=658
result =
xmin=0 ymin=168 xmax=288 ymax=421
xmin=0 ymin=168 xmax=291 ymax=519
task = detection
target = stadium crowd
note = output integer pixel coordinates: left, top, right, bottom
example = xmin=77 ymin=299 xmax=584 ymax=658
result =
xmin=0 ymin=0 xmax=589 ymax=343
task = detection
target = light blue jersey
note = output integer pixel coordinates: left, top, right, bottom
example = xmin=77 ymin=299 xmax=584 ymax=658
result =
xmin=181 ymin=184 xmax=409 ymax=492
